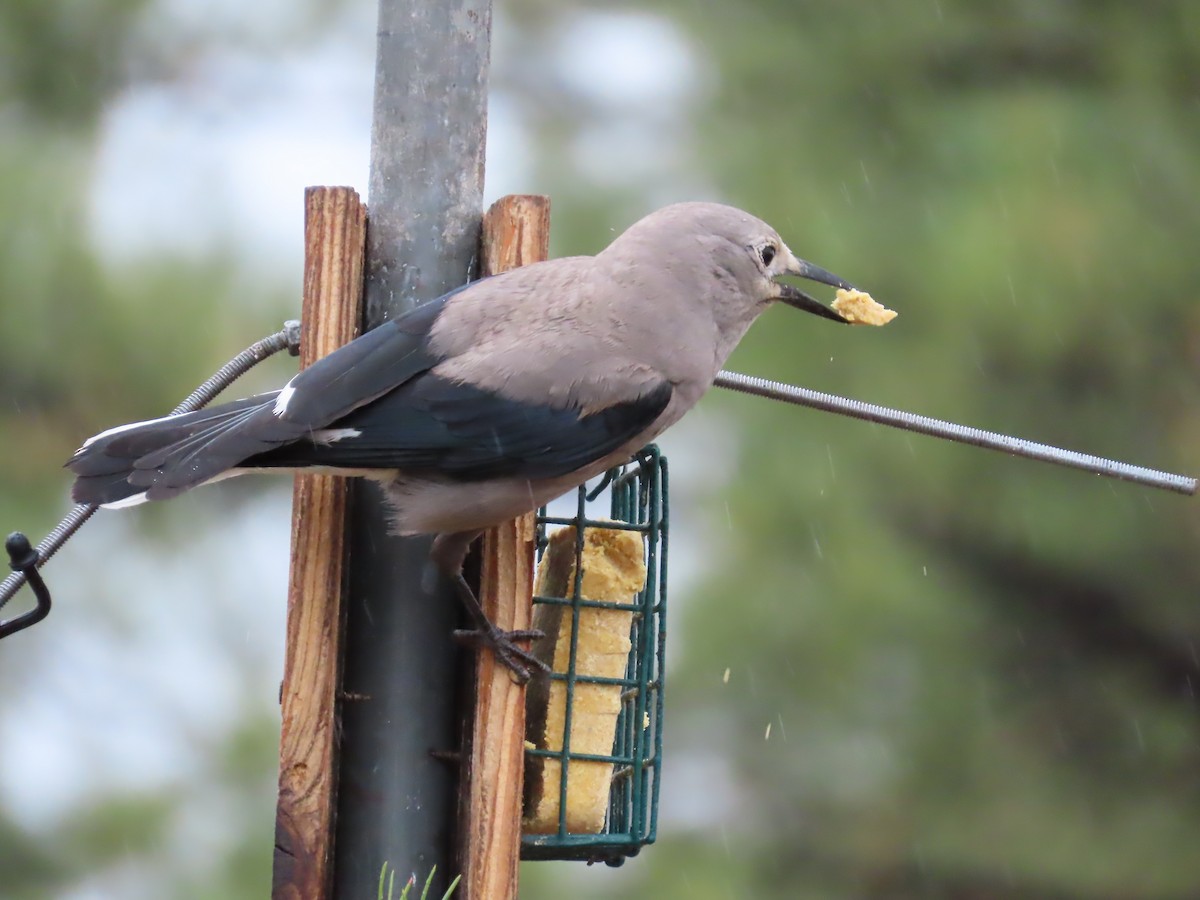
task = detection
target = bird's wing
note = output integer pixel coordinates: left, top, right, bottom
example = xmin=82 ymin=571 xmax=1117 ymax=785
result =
xmin=268 ymin=290 xmax=452 ymax=427
xmin=246 ymin=369 xmax=674 ymax=482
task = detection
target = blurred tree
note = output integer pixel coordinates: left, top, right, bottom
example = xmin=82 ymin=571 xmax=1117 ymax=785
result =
xmin=502 ymin=1 xmax=1200 ymax=897
xmin=6 ymin=0 xmax=1200 ymax=896
xmin=0 ymin=1 xmax=308 ymax=897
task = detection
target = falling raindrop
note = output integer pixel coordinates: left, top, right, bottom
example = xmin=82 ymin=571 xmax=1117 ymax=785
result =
xmin=1131 ymin=718 xmax=1146 ymax=753
xmin=859 ymin=160 xmax=873 ymax=196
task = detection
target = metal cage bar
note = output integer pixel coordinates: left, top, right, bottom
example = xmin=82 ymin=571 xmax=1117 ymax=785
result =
xmin=522 ymin=447 xmax=668 ymax=865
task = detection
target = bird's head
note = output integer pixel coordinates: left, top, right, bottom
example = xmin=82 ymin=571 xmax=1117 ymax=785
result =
xmin=612 ymin=202 xmax=853 ymax=327
xmin=747 ymin=228 xmax=856 ymax=325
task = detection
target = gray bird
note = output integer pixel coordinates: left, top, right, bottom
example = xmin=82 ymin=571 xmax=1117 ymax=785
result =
xmin=68 ymin=201 xmax=856 ymax=678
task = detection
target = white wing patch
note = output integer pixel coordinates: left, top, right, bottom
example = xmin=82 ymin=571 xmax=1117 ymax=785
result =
xmin=102 ymin=491 xmax=150 ymax=509
xmin=273 ymin=381 xmax=297 ymax=416
xmin=100 ymin=468 xmax=253 ymax=510
xmin=313 ymin=428 xmax=362 ymax=444
xmin=78 ymin=413 xmax=177 ymax=451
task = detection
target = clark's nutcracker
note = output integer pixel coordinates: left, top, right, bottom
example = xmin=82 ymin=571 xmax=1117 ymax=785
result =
xmin=68 ymin=202 xmax=857 ymax=678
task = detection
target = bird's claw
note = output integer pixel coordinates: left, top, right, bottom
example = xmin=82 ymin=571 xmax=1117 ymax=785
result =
xmin=453 ymin=625 xmax=549 ymax=684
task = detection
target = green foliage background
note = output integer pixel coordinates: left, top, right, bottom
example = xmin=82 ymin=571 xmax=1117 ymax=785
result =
xmin=2 ymin=1 xmax=1199 ymax=897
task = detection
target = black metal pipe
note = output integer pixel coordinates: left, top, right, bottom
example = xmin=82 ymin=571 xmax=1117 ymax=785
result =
xmin=333 ymin=1 xmax=493 ymax=895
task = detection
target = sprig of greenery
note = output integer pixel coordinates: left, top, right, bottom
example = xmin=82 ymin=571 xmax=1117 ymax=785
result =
xmin=377 ymin=863 xmax=461 ymax=900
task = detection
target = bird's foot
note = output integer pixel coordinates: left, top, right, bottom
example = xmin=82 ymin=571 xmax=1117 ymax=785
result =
xmin=436 ymin=539 xmax=550 ymax=683
xmin=453 ymin=624 xmax=549 ymax=684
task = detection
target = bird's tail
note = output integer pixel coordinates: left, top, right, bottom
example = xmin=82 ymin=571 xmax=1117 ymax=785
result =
xmin=67 ymin=392 xmax=282 ymax=507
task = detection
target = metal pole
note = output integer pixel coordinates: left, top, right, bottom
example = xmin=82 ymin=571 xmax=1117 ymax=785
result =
xmin=713 ymin=371 xmax=1197 ymax=496
xmin=334 ymin=1 xmax=492 ymax=896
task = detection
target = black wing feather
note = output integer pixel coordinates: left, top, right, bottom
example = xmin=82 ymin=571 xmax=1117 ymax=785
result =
xmin=274 ymin=291 xmax=451 ymax=427
xmin=246 ymin=374 xmax=674 ymax=482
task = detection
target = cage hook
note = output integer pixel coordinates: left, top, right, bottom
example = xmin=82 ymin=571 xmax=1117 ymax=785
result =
xmin=585 ymin=447 xmax=659 ymax=503
xmin=0 ymin=533 xmax=51 ymax=640
xmin=584 ymin=469 xmax=617 ymax=502
xmin=607 ymin=447 xmax=658 ymax=506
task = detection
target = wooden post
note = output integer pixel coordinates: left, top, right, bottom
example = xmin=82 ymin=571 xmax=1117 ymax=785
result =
xmin=458 ymin=195 xmax=551 ymax=900
xmin=272 ymin=186 xmax=366 ymax=900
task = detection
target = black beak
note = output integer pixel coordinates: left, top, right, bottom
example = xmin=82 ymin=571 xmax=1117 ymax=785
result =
xmin=777 ymin=258 xmax=859 ymax=324
xmin=794 ymin=259 xmax=857 ymax=292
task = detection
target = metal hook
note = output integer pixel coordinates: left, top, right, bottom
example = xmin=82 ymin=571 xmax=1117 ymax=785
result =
xmin=584 ymin=469 xmax=617 ymax=502
xmin=0 ymin=533 xmax=50 ymax=640
xmin=0 ymin=320 xmax=302 ymax=641
xmin=584 ymin=447 xmax=660 ymax=503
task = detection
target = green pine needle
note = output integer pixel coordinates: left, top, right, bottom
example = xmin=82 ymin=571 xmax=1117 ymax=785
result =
xmin=378 ymin=863 xmax=461 ymax=900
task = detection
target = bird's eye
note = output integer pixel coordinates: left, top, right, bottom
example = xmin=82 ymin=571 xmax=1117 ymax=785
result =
xmin=759 ymin=244 xmax=776 ymax=267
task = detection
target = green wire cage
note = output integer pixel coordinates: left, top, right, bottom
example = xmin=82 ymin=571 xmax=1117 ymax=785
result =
xmin=520 ymin=446 xmax=668 ymax=866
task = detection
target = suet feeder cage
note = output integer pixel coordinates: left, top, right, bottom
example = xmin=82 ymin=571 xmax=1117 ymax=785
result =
xmin=520 ymin=446 xmax=668 ymax=865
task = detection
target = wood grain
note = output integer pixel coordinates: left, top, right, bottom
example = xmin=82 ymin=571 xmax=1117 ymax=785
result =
xmin=458 ymin=194 xmax=551 ymax=900
xmin=272 ymin=186 xmax=366 ymax=900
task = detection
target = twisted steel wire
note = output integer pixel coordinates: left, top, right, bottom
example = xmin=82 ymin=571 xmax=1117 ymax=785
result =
xmin=0 ymin=321 xmax=301 ymax=613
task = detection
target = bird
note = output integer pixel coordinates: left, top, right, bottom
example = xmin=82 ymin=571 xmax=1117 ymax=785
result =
xmin=67 ymin=201 xmax=858 ymax=679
